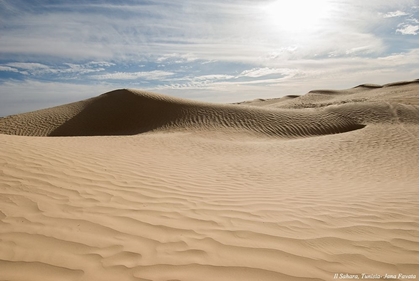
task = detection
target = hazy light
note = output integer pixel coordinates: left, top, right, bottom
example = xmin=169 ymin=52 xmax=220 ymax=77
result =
xmin=261 ymin=0 xmax=333 ymax=33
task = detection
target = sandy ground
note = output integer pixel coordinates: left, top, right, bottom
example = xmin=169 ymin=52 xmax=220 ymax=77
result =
xmin=0 ymin=80 xmax=418 ymax=281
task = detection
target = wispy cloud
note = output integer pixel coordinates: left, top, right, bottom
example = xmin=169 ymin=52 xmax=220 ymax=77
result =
xmin=397 ymin=24 xmax=419 ymax=35
xmin=0 ymin=0 xmax=400 ymax=62
xmin=0 ymin=66 xmax=19 ymax=72
xmin=382 ymin=10 xmax=409 ymax=18
xmin=1 ymin=61 xmax=114 ymax=77
xmin=379 ymin=6 xmax=419 ymax=36
xmin=91 ymin=71 xmax=175 ymax=80
xmin=396 ymin=19 xmax=419 ymax=35
xmin=156 ymin=53 xmax=198 ymax=63
xmin=6 ymin=62 xmax=50 ymax=70
xmin=239 ymin=68 xmax=297 ymax=78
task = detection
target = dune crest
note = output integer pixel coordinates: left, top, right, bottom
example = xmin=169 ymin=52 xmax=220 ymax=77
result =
xmin=0 ymin=88 xmax=369 ymax=137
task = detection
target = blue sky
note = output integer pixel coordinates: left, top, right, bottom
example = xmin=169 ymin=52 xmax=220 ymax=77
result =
xmin=0 ymin=0 xmax=418 ymax=116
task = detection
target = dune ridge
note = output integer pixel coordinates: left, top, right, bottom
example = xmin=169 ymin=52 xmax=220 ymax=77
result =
xmin=0 ymin=80 xmax=418 ymax=281
xmin=241 ymin=79 xmax=419 ymax=110
xmin=0 ymin=88 xmax=369 ymax=138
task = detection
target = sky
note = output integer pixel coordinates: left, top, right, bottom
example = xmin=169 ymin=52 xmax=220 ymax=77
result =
xmin=0 ymin=0 xmax=418 ymax=116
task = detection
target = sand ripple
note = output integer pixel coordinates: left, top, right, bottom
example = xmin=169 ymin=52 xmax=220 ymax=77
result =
xmin=0 ymin=80 xmax=418 ymax=280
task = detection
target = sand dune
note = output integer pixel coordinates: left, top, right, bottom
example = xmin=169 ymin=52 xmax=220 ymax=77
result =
xmin=0 ymin=80 xmax=418 ymax=281
xmin=0 ymin=88 xmax=368 ymax=137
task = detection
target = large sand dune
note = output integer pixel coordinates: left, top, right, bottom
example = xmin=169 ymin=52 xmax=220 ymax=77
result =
xmin=0 ymin=80 xmax=418 ymax=280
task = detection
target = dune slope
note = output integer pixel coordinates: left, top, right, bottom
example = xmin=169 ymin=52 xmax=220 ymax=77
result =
xmin=0 ymin=89 xmax=369 ymax=137
xmin=0 ymin=80 xmax=418 ymax=281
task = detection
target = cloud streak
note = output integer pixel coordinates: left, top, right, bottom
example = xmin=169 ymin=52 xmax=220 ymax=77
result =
xmin=92 ymin=71 xmax=175 ymax=80
xmin=382 ymin=10 xmax=409 ymax=18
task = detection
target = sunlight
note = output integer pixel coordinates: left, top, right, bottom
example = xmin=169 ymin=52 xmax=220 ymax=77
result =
xmin=261 ymin=0 xmax=333 ymax=32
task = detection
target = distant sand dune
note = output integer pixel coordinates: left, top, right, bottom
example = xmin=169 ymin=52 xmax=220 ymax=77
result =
xmin=242 ymin=79 xmax=419 ymax=109
xmin=0 ymin=80 xmax=418 ymax=281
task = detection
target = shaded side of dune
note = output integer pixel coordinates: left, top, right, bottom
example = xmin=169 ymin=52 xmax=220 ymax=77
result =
xmin=50 ymin=90 xmax=185 ymax=136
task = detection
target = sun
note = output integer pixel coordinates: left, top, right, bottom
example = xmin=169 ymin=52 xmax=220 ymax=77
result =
xmin=261 ymin=0 xmax=333 ymax=32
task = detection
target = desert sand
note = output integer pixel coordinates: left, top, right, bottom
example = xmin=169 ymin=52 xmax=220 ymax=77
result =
xmin=0 ymin=80 xmax=418 ymax=281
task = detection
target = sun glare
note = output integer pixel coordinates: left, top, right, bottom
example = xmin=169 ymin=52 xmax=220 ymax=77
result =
xmin=261 ymin=0 xmax=333 ymax=32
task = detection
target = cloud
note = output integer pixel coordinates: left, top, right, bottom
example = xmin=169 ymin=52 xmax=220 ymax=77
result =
xmin=61 ymin=63 xmax=106 ymax=75
xmin=396 ymin=24 xmax=419 ymax=35
xmin=6 ymin=62 xmax=50 ymax=70
xmin=1 ymin=61 xmax=114 ymax=76
xmin=193 ymin=74 xmax=235 ymax=81
xmin=396 ymin=19 xmax=419 ymax=35
xmin=156 ymin=53 xmax=198 ymax=63
xmin=91 ymin=70 xmax=175 ymax=80
xmin=239 ymin=67 xmax=296 ymax=78
xmin=382 ymin=10 xmax=409 ymax=18
xmin=378 ymin=7 xmax=419 ymax=36
xmin=153 ymin=67 xmax=301 ymax=93
xmin=150 ymin=74 xmax=237 ymax=91
xmin=0 ymin=0 xmax=394 ymax=63
xmin=0 ymin=66 xmax=19 ymax=72
xmin=87 ymin=61 xmax=116 ymax=67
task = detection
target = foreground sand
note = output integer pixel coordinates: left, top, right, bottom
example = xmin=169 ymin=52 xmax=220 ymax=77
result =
xmin=0 ymin=80 xmax=418 ymax=280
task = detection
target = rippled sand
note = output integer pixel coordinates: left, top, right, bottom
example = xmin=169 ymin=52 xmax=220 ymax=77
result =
xmin=0 ymin=80 xmax=418 ymax=280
